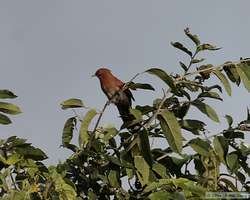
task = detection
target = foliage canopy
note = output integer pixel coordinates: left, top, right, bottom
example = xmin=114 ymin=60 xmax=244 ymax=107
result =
xmin=0 ymin=29 xmax=250 ymax=199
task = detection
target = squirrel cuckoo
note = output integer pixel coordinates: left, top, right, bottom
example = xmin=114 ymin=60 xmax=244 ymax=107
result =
xmin=93 ymin=68 xmax=135 ymax=123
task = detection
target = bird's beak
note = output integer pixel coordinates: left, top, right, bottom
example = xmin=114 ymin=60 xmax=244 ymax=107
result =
xmin=91 ymin=74 xmax=96 ymax=78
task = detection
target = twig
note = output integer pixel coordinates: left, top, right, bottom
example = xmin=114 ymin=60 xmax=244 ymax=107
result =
xmin=185 ymin=49 xmax=199 ymax=75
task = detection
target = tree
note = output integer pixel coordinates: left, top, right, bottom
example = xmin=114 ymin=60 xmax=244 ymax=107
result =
xmin=0 ymin=29 xmax=250 ymax=199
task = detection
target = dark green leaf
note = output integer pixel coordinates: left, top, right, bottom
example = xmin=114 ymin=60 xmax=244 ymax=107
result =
xmin=184 ymin=28 xmax=201 ymax=46
xmin=223 ymin=130 xmax=244 ymax=139
xmin=179 ymin=119 xmax=205 ymax=135
xmin=213 ymin=136 xmax=228 ymax=163
xmin=171 ymin=41 xmax=192 ymax=56
xmin=157 ymin=110 xmax=183 ymax=153
xmin=79 ymin=109 xmax=97 ymax=148
xmin=197 ymin=43 xmax=221 ymax=51
xmin=213 ymin=69 xmax=232 ymax=96
xmin=134 ymin=156 xmax=150 ymax=186
xmin=127 ymin=82 xmax=155 ymax=91
xmin=179 ymin=62 xmax=188 ymax=72
xmin=226 ymin=153 xmax=239 ymax=172
xmin=0 ymin=102 xmax=22 ymax=115
xmin=146 ymin=68 xmax=176 ymax=91
xmin=191 ymin=58 xmax=205 ymax=64
xmin=223 ymin=63 xmax=240 ymax=85
xmin=236 ymin=171 xmax=246 ymax=183
xmin=192 ymin=100 xmax=220 ymax=122
xmin=197 ymin=91 xmax=222 ymax=101
xmin=62 ymin=117 xmax=78 ymax=152
xmin=188 ymin=138 xmax=212 ymax=156
xmin=236 ymin=63 xmax=250 ymax=92
xmin=139 ymin=129 xmax=153 ymax=166
xmin=225 ymin=115 xmax=233 ymax=127
xmin=0 ymin=113 xmax=11 ymax=125
xmin=135 ymin=105 xmax=155 ymax=115
xmin=175 ymin=103 xmax=190 ymax=119
xmin=61 ymin=98 xmax=84 ymax=110
xmin=0 ymin=90 xmax=17 ymax=99
xmin=15 ymin=145 xmax=48 ymax=161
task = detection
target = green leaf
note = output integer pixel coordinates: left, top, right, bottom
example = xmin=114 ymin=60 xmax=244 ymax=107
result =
xmin=197 ymin=91 xmax=222 ymax=101
xmin=127 ymin=82 xmax=155 ymax=91
xmin=152 ymin=163 xmax=169 ymax=178
xmin=188 ymin=138 xmax=212 ymax=156
xmin=226 ymin=153 xmax=239 ymax=172
xmin=192 ymin=100 xmax=220 ymax=122
xmin=108 ymin=170 xmax=121 ymax=188
xmin=79 ymin=109 xmax=97 ymax=148
xmin=145 ymin=178 xmax=206 ymax=197
xmin=213 ymin=69 xmax=232 ymax=96
xmin=103 ymin=127 xmax=118 ymax=142
xmin=223 ymin=63 xmax=240 ymax=85
xmin=184 ymin=28 xmax=201 ymax=46
xmin=191 ymin=58 xmax=205 ymax=64
xmin=146 ymin=68 xmax=176 ymax=91
xmin=179 ymin=62 xmax=188 ymax=72
xmin=223 ymin=130 xmax=244 ymax=139
xmin=213 ymin=136 xmax=228 ymax=163
xmin=225 ymin=115 xmax=233 ymax=127
xmin=0 ymin=102 xmax=22 ymax=115
xmin=0 ymin=113 xmax=12 ymax=125
xmin=236 ymin=63 xmax=250 ymax=92
xmin=134 ymin=156 xmax=150 ymax=186
xmin=157 ymin=110 xmax=183 ymax=153
xmin=179 ymin=119 xmax=206 ymax=135
xmin=49 ymin=167 xmax=77 ymax=200
xmin=0 ymin=90 xmax=17 ymax=99
xmin=148 ymin=191 xmax=172 ymax=200
xmin=62 ymin=117 xmax=78 ymax=152
xmin=139 ymin=129 xmax=153 ymax=166
xmin=171 ymin=41 xmax=192 ymax=56
xmin=15 ymin=145 xmax=48 ymax=161
xmin=61 ymin=98 xmax=84 ymax=110
xmin=135 ymin=105 xmax=155 ymax=115
xmin=197 ymin=43 xmax=221 ymax=51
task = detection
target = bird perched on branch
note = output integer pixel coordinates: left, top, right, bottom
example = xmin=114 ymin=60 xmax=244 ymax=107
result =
xmin=93 ymin=68 xmax=135 ymax=124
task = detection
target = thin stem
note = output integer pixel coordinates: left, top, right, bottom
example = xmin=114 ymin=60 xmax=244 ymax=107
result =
xmin=92 ymin=101 xmax=110 ymax=135
xmin=185 ymin=49 xmax=199 ymax=75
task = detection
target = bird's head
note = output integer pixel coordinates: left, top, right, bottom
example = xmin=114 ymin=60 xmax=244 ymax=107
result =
xmin=93 ymin=68 xmax=112 ymax=79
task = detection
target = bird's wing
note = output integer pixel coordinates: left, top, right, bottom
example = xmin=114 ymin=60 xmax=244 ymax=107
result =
xmin=124 ymin=88 xmax=135 ymax=101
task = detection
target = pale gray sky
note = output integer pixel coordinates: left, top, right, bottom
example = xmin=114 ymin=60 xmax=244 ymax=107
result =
xmin=0 ymin=1 xmax=250 ymax=164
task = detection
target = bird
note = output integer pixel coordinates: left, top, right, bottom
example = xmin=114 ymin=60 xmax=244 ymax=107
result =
xmin=93 ymin=68 xmax=135 ymax=124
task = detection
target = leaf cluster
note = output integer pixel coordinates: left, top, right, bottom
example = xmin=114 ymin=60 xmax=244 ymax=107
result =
xmin=1 ymin=29 xmax=250 ymax=199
